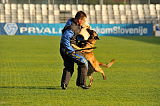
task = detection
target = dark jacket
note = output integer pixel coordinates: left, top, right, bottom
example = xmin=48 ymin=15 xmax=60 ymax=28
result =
xmin=60 ymin=18 xmax=81 ymax=54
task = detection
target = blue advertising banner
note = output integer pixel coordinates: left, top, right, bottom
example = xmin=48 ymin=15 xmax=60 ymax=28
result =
xmin=90 ymin=24 xmax=153 ymax=36
xmin=0 ymin=23 xmax=65 ymax=36
xmin=0 ymin=23 xmax=153 ymax=36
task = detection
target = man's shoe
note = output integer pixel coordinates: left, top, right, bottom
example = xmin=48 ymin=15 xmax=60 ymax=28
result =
xmin=79 ymin=85 xmax=90 ymax=89
xmin=61 ymin=84 xmax=67 ymax=90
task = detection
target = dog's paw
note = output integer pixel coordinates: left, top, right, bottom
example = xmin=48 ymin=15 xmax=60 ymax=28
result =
xmin=103 ymin=76 xmax=107 ymax=80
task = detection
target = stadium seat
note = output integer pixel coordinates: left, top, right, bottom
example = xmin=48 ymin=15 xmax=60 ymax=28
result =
xmin=113 ymin=10 xmax=120 ymax=16
xmin=126 ymin=10 xmax=132 ymax=16
xmin=30 ymin=4 xmax=35 ymax=9
xmin=113 ymin=4 xmax=119 ymax=11
xmin=59 ymin=4 xmax=65 ymax=11
xmin=0 ymin=4 xmax=4 ymax=9
xmin=109 ymin=19 xmax=115 ymax=24
xmin=66 ymin=4 xmax=71 ymax=11
xmin=102 ymin=5 xmax=107 ymax=11
xmin=54 ymin=4 xmax=59 ymax=15
xmin=127 ymin=19 xmax=133 ymax=24
xmin=120 ymin=15 xmax=127 ymax=24
xmin=71 ymin=4 xmax=77 ymax=11
xmin=36 ymin=15 xmax=42 ymax=23
xmin=119 ymin=4 xmax=125 ymax=10
xmin=42 ymin=4 xmax=47 ymax=10
xmin=131 ymin=4 xmax=137 ymax=10
xmin=133 ymin=20 xmax=139 ymax=24
xmin=107 ymin=5 xmax=113 ymax=10
xmin=54 ymin=4 xmax=59 ymax=10
xmin=83 ymin=4 xmax=89 ymax=12
xmin=137 ymin=4 xmax=143 ymax=10
xmin=149 ymin=4 xmax=156 ymax=10
xmin=48 ymin=15 xmax=54 ymax=23
xmin=95 ymin=4 xmax=101 ymax=11
xmin=23 ymin=4 xmax=29 ymax=10
xmin=48 ymin=4 xmax=53 ymax=10
xmin=77 ymin=4 xmax=83 ymax=11
xmin=156 ymin=4 xmax=160 ymax=11
xmin=144 ymin=4 xmax=149 ymax=10
xmin=71 ymin=10 xmax=77 ymax=18
xmin=11 ymin=4 xmax=17 ymax=10
xmin=114 ymin=20 xmax=120 ymax=24
xmin=125 ymin=4 xmax=131 ymax=10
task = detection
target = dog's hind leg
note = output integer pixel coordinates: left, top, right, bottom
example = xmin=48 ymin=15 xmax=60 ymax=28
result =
xmin=94 ymin=66 xmax=106 ymax=80
xmin=101 ymin=71 xmax=106 ymax=80
xmin=99 ymin=59 xmax=116 ymax=68
xmin=88 ymin=76 xmax=94 ymax=87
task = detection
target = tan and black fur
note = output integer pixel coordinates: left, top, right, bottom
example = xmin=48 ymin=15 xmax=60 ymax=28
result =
xmin=72 ymin=28 xmax=115 ymax=87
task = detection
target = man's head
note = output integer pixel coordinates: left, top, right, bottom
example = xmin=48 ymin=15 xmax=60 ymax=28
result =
xmin=75 ymin=11 xmax=87 ymax=26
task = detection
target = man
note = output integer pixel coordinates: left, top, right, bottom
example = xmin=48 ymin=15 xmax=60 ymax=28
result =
xmin=60 ymin=11 xmax=89 ymax=90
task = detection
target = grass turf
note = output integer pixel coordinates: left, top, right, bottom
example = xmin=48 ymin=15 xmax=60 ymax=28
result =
xmin=0 ymin=35 xmax=160 ymax=106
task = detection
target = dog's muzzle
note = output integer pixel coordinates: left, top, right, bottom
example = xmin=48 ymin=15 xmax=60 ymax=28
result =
xmin=94 ymin=36 xmax=100 ymax=40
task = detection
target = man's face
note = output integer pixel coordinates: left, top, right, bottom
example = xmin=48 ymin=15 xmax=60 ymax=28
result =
xmin=78 ymin=17 xmax=87 ymax=26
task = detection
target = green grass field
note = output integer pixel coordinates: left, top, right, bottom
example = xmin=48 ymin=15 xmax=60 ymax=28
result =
xmin=0 ymin=35 xmax=160 ymax=106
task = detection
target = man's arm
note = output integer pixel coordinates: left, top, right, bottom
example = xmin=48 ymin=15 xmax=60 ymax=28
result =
xmin=61 ymin=29 xmax=75 ymax=53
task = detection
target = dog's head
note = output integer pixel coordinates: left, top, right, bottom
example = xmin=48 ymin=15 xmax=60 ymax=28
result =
xmin=87 ymin=29 xmax=100 ymax=40
xmin=86 ymin=29 xmax=100 ymax=44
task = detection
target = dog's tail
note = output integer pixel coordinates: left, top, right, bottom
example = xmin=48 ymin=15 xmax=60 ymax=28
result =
xmin=99 ymin=59 xmax=116 ymax=68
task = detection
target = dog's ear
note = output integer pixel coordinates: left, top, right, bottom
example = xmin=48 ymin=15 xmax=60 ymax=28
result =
xmin=92 ymin=30 xmax=100 ymax=40
xmin=86 ymin=28 xmax=94 ymax=35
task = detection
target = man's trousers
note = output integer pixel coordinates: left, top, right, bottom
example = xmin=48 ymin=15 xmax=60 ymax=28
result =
xmin=60 ymin=47 xmax=88 ymax=87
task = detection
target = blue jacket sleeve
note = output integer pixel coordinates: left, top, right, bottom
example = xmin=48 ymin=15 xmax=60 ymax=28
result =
xmin=61 ymin=29 xmax=75 ymax=53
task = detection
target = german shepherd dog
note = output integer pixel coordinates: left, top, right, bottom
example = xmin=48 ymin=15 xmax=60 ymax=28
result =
xmin=72 ymin=28 xmax=115 ymax=87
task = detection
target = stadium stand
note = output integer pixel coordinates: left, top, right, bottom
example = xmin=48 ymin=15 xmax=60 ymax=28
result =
xmin=0 ymin=3 xmax=159 ymax=24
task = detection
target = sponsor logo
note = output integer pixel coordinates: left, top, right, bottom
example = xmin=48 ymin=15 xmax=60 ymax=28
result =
xmin=20 ymin=27 xmax=62 ymax=34
xmin=4 ymin=23 xmax=18 ymax=35
xmin=93 ymin=26 xmax=148 ymax=35
xmin=156 ymin=24 xmax=160 ymax=31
